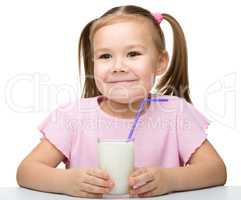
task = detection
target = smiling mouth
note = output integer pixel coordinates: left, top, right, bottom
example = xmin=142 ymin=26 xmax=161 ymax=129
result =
xmin=108 ymin=80 xmax=137 ymax=84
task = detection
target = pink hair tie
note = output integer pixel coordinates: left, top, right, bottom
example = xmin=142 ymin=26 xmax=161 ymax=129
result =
xmin=152 ymin=13 xmax=164 ymax=24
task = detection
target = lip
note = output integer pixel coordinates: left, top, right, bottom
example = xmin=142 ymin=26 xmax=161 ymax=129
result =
xmin=107 ymin=80 xmax=137 ymax=84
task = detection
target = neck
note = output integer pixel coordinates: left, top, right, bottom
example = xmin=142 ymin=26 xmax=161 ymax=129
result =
xmin=100 ymin=96 xmax=151 ymax=119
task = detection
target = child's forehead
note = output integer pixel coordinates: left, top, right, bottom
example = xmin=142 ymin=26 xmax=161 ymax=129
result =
xmin=94 ymin=21 xmax=148 ymax=37
xmin=92 ymin=22 xmax=152 ymax=51
xmin=90 ymin=14 xmax=154 ymax=41
xmin=92 ymin=20 xmax=154 ymax=46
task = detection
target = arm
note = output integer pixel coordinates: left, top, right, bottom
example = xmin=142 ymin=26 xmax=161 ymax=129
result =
xmin=16 ymin=138 xmax=68 ymax=194
xmin=164 ymin=139 xmax=227 ymax=192
xmin=17 ymin=138 xmax=114 ymax=197
xmin=128 ymin=139 xmax=227 ymax=197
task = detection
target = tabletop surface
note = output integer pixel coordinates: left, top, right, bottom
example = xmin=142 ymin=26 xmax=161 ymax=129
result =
xmin=1 ymin=186 xmax=241 ymax=200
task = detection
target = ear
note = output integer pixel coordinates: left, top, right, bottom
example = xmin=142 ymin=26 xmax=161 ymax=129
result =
xmin=155 ymin=51 xmax=169 ymax=76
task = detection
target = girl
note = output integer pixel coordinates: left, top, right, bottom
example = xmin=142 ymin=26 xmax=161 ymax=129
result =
xmin=16 ymin=5 xmax=227 ymax=198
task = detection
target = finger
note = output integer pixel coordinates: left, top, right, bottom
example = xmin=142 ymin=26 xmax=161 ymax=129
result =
xmin=87 ymin=168 xmax=110 ymax=180
xmin=84 ymin=174 xmax=114 ymax=188
xmin=80 ymin=182 xmax=111 ymax=194
xmin=131 ymin=172 xmax=154 ymax=187
xmin=130 ymin=167 xmax=146 ymax=177
xmin=131 ymin=180 xmax=156 ymax=195
xmin=132 ymin=179 xmax=146 ymax=189
xmin=129 ymin=168 xmax=147 ymax=185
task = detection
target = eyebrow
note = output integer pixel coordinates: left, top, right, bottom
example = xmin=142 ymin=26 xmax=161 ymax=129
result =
xmin=94 ymin=44 xmax=146 ymax=54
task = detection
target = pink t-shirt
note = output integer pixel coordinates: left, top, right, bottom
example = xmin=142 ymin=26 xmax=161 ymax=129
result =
xmin=37 ymin=94 xmax=210 ymax=169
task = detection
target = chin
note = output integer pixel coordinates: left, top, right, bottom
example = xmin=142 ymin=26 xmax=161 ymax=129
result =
xmin=108 ymin=97 xmax=131 ymax=104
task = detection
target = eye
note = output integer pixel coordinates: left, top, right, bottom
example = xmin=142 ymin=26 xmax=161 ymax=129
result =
xmin=127 ymin=51 xmax=142 ymax=57
xmin=99 ymin=53 xmax=112 ymax=59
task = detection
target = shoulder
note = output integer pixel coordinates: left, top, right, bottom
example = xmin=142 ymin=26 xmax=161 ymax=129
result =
xmin=155 ymin=95 xmax=210 ymax=128
xmin=151 ymin=94 xmax=185 ymax=102
xmin=54 ymin=96 xmax=99 ymax=118
xmin=150 ymin=94 xmax=188 ymax=113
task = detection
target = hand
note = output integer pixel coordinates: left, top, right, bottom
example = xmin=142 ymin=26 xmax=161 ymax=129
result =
xmin=63 ymin=168 xmax=115 ymax=198
xmin=128 ymin=166 xmax=173 ymax=197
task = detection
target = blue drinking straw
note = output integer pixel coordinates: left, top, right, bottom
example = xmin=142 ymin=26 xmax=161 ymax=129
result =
xmin=127 ymin=97 xmax=168 ymax=140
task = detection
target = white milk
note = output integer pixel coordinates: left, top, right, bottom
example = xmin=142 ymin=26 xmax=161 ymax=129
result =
xmin=97 ymin=138 xmax=134 ymax=195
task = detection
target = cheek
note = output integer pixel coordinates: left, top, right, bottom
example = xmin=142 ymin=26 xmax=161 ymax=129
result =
xmin=142 ymin=73 xmax=155 ymax=92
xmin=94 ymin=62 xmax=110 ymax=78
xmin=94 ymin=64 xmax=107 ymax=93
xmin=134 ymin=66 xmax=156 ymax=90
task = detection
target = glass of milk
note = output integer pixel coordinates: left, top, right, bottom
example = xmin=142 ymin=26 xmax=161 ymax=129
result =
xmin=97 ymin=138 xmax=134 ymax=195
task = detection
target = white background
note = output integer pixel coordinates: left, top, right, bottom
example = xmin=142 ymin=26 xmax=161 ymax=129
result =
xmin=0 ymin=0 xmax=240 ymax=187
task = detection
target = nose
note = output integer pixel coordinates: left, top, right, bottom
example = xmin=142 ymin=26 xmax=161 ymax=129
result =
xmin=111 ymin=57 xmax=128 ymax=73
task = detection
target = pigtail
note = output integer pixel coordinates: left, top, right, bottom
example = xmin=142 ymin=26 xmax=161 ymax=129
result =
xmin=156 ymin=14 xmax=192 ymax=103
xmin=78 ymin=20 xmax=101 ymax=98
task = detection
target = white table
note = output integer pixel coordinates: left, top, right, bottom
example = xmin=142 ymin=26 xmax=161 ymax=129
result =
xmin=0 ymin=186 xmax=240 ymax=200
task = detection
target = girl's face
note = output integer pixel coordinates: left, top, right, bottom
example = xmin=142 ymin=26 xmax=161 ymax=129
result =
xmin=93 ymin=19 xmax=166 ymax=104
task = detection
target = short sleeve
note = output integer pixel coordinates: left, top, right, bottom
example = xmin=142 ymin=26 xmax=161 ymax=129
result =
xmin=37 ymin=103 xmax=74 ymax=165
xmin=176 ymin=98 xmax=210 ymax=166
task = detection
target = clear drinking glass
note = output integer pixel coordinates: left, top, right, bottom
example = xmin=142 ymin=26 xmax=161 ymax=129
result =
xmin=97 ymin=138 xmax=134 ymax=195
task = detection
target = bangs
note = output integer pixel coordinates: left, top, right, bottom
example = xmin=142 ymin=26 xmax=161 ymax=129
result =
xmin=89 ymin=14 xmax=147 ymax=42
